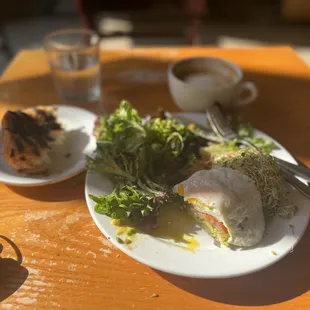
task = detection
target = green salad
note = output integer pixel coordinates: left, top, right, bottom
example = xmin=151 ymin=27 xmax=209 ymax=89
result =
xmin=87 ymin=101 xmax=295 ymax=225
xmin=87 ymin=101 xmax=206 ymax=224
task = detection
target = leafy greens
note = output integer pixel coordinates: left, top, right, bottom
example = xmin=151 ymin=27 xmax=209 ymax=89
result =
xmin=217 ymin=123 xmax=277 ymax=155
xmin=87 ymin=101 xmax=205 ymax=224
xmin=87 ymin=101 xmax=279 ymax=225
xmin=237 ymin=123 xmax=277 ymax=154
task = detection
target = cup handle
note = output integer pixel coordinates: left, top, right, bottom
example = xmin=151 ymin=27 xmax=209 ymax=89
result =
xmin=235 ymin=82 xmax=258 ymax=106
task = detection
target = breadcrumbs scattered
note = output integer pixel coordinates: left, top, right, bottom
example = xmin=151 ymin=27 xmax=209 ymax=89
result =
xmin=151 ymin=293 xmax=159 ymax=298
xmin=116 ymin=254 xmax=120 ymax=258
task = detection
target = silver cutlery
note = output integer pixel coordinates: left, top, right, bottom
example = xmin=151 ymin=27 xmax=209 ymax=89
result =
xmin=206 ymin=103 xmax=310 ymax=198
xmin=163 ymin=111 xmax=221 ymax=143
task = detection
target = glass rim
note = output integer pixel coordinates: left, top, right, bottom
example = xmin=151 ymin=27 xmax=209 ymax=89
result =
xmin=44 ymin=28 xmax=100 ymax=52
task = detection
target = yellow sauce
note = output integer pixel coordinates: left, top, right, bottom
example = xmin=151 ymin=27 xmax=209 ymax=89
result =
xmin=146 ymin=204 xmax=200 ymax=252
xmin=183 ymin=234 xmax=200 ymax=250
xmin=112 ymin=206 xmax=200 ymax=252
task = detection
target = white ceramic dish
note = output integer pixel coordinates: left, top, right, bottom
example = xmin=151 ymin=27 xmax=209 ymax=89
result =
xmin=0 ymin=105 xmax=97 ymax=187
xmin=85 ymin=112 xmax=310 ymax=278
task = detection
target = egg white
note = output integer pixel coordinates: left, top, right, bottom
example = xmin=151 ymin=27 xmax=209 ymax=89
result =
xmin=174 ymin=168 xmax=265 ymax=247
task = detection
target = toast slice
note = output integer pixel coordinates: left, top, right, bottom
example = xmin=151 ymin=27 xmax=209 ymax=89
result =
xmin=1 ymin=105 xmax=65 ymax=173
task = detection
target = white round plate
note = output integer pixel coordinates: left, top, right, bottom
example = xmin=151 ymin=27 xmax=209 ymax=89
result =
xmin=0 ymin=105 xmax=97 ymax=187
xmin=85 ymin=112 xmax=310 ymax=278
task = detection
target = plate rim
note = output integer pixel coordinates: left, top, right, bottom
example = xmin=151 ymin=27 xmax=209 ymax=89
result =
xmin=0 ymin=104 xmax=97 ymax=187
xmin=85 ymin=112 xmax=310 ymax=278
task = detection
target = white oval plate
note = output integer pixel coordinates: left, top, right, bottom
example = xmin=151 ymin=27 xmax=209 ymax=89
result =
xmin=85 ymin=113 xmax=310 ymax=278
xmin=0 ymin=105 xmax=97 ymax=187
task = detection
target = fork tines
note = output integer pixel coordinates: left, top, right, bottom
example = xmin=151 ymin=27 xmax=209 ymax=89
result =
xmin=206 ymin=103 xmax=235 ymax=139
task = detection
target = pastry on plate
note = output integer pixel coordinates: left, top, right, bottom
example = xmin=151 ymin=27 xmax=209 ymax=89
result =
xmin=1 ymin=105 xmax=65 ymax=173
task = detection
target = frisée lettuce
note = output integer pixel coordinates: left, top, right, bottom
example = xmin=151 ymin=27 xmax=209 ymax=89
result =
xmin=87 ymin=101 xmax=205 ymax=224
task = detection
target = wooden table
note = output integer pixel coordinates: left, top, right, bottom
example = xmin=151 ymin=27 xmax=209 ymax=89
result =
xmin=0 ymin=46 xmax=310 ymax=310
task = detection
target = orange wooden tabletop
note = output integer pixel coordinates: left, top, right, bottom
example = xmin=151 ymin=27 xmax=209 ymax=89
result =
xmin=0 ymin=46 xmax=310 ymax=310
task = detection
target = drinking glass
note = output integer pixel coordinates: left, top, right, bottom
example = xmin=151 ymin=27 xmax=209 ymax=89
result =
xmin=44 ymin=29 xmax=101 ymax=104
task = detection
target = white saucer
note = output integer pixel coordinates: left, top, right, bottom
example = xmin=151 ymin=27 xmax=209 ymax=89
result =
xmin=0 ymin=105 xmax=97 ymax=187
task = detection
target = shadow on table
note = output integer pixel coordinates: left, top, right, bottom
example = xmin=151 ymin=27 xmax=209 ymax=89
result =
xmin=6 ymin=171 xmax=86 ymax=202
xmin=237 ymin=68 xmax=310 ymax=164
xmin=0 ymin=235 xmax=29 ymax=302
xmin=157 ymin=224 xmax=310 ymax=306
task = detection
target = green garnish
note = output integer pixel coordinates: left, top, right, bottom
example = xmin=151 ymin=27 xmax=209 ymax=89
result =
xmin=237 ymin=123 xmax=277 ymax=154
xmin=87 ymin=101 xmax=294 ymax=231
xmin=201 ymin=123 xmax=277 ymax=157
xmin=89 ymin=185 xmax=165 ymax=223
xmin=237 ymin=122 xmax=254 ymax=137
xmin=213 ymin=148 xmax=296 ymax=219
xmin=126 ymin=228 xmax=136 ymax=236
xmin=87 ymin=101 xmax=205 ymax=224
xmin=116 ymin=237 xmax=124 ymax=244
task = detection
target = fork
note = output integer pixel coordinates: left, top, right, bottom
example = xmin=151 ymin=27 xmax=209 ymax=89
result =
xmin=206 ymin=103 xmax=310 ymax=198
